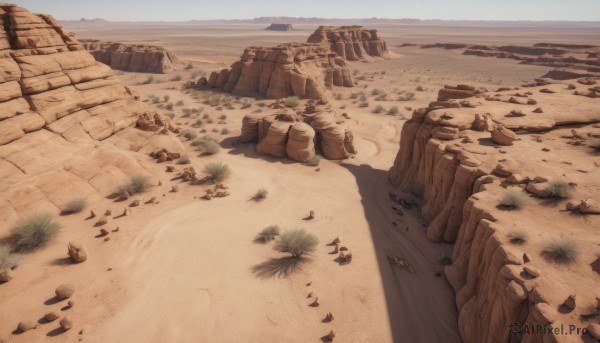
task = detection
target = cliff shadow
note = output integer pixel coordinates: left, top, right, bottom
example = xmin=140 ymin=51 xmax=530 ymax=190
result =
xmin=341 ymin=162 xmax=461 ymax=343
xmin=226 ymin=141 xmax=296 ymax=165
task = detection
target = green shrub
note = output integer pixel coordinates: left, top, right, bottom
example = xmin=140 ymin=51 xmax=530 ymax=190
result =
xmin=171 ymin=75 xmax=182 ymax=81
xmin=177 ymin=156 xmax=191 ymax=164
xmin=164 ymin=95 xmax=170 ymax=102
xmin=252 ymin=188 xmax=268 ymax=202
xmin=10 ymin=213 xmax=61 ymax=252
xmin=544 ymin=238 xmax=580 ymax=264
xmin=204 ymin=162 xmax=231 ymax=183
xmin=182 ymin=129 xmax=198 ymax=140
xmin=285 ymin=96 xmax=300 ymax=108
xmin=388 ymin=106 xmax=400 ymax=115
xmin=116 ymin=174 xmax=152 ymax=196
xmin=175 ymin=100 xmax=184 ymax=106
xmin=305 ymin=155 xmax=322 ymax=167
xmin=373 ymin=105 xmax=385 ymax=114
xmin=63 ymin=198 xmax=88 ymax=214
xmin=507 ymin=230 xmax=528 ymax=245
xmin=545 ymin=180 xmax=572 ymax=199
xmin=185 ymin=63 xmax=193 ymax=70
xmin=0 ymin=244 xmax=21 ymax=269
xmin=255 ymin=225 xmax=280 ymax=243
xmin=220 ymin=128 xmax=230 ymax=135
xmin=166 ymin=103 xmax=174 ymax=110
xmin=142 ymin=76 xmax=154 ymax=84
xmin=195 ymin=139 xmax=221 ymax=155
xmin=218 ymin=114 xmax=227 ymax=121
xmin=500 ymin=188 xmax=530 ymax=208
xmin=275 ymin=229 xmax=318 ymax=258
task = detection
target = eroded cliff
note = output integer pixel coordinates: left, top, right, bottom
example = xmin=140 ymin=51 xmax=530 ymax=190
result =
xmin=307 ymin=25 xmax=392 ymax=61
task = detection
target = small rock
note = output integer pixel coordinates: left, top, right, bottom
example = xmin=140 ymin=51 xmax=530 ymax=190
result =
xmin=171 ymin=185 xmax=179 ymax=192
xmin=344 ymin=252 xmax=353 ymax=263
xmin=307 ymin=291 xmax=313 ymax=298
xmin=523 ymin=265 xmax=540 ymax=278
xmin=17 ymin=320 xmax=36 ymax=332
xmin=0 ymin=268 xmax=13 ymax=282
xmin=68 ymin=300 xmax=75 ymax=308
xmin=96 ymin=216 xmax=108 ymax=226
xmin=112 ymin=227 xmax=119 ymax=232
xmin=310 ymin=297 xmax=319 ymax=307
xmin=580 ymin=199 xmax=600 ymax=214
xmin=526 ymin=183 xmax=552 ymax=198
xmin=523 ymin=253 xmax=531 ymax=263
xmin=506 ymin=173 xmax=527 ymax=184
xmin=328 ymin=329 xmax=336 ymax=340
xmin=130 ymin=200 xmax=140 ymax=207
xmin=104 ymin=237 xmax=111 ymax=241
xmin=566 ymin=201 xmax=581 ymax=211
xmin=308 ymin=210 xmax=315 ymax=220
xmin=325 ymin=312 xmax=334 ymax=322
xmin=533 ymin=176 xmax=549 ymax=183
xmin=491 ymin=126 xmax=518 ymax=146
xmin=60 ymin=317 xmax=73 ymax=331
xmin=89 ymin=210 xmax=96 ymax=218
xmin=563 ymin=294 xmax=576 ymax=310
xmin=541 ymin=147 xmax=550 ymax=152
xmin=104 ymin=210 xmax=112 ymax=216
xmin=148 ymin=197 xmax=157 ymax=204
xmin=333 ymin=243 xmax=339 ymax=254
xmin=67 ymin=241 xmax=87 ymax=263
xmin=55 ymin=284 xmax=75 ymax=300
xmin=533 ymin=107 xmax=543 ymax=113
xmin=100 ymin=228 xmax=109 ymax=236
xmin=332 ymin=237 xmax=341 ymax=244
xmin=166 ymin=165 xmax=176 ymax=172
xmin=306 ymin=281 xmax=312 ymax=286
xmin=44 ymin=312 xmax=60 ymax=322
xmin=122 ymin=207 xmax=130 ymax=216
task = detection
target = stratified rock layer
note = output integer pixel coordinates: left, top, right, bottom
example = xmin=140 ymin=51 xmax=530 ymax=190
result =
xmin=307 ymin=25 xmax=391 ymax=61
xmin=201 ymin=43 xmax=353 ymax=99
xmin=80 ymin=39 xmax=181 ymax=73
xmin=265 ymin=23 xmax=293 ymax=31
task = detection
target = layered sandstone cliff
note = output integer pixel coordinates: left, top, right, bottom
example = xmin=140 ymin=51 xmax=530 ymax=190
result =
xmin=0 ymin=4 xmax=180 ymax=224
xmin=198 ymin=43 xmax=354 ymax=99
xmin=265 ymin=23 xmax=293 ymax=31
xmin=80 ymin=39 xmax=181 ymax=73
xmin=307 ymin=25 xmax=391 ymax=61
xmin=389 ymin=81 xmax=600 ymax=342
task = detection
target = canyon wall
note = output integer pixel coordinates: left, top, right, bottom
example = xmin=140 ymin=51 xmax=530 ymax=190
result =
xmin=307 ymin=25 xmax=391 ymax=61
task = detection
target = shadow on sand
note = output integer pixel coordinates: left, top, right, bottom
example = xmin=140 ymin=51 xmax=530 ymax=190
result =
xmin=251 ymin=256 xmax=310 ymax=279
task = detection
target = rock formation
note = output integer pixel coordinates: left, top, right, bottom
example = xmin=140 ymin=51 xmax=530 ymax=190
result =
xmin=389 ymin=82 xmax=600 ymax=343
xmin=241 ymin=100 xmax=356 ymax=161
xmin=80 ymin=39 xmax=181 ymax=73
xmin=0 ymin=4 xmax=182 ymax=226
xmin=307 ymin=25 xmax=391 ymax=61
xmin=265 ymin=23 xmax=293 ymax=31
xmin=198 ymin=43 xmax=353 ymax=99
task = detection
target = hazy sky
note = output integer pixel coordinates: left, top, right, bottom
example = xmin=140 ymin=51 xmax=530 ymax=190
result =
xmin=16 ymin=0 xmax=600 ymax=21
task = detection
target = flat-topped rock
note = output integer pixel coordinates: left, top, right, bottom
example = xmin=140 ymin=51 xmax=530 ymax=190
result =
xmin=307 ymin=25 xmax=392 ymax=61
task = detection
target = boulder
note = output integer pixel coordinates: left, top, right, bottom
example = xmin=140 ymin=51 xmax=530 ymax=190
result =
xmin=580 ymin=199 xmax=600 ymax=214
xmin=59 ymin=317 xmax=73 ymax=331
xmin=491 ymin=126 xmax=518 ymax=146
xmin=55 ymin=284 xmax=75 ymax=300
xmin=67 ymin=241 xmax=87 ymax=263
xmin=321 ymin=124 xmax=350 ymax=160
xmin=17 ymin=321 xmax=36 ymax=332
xmin=526 ymin=182 xmax=552 ymax=198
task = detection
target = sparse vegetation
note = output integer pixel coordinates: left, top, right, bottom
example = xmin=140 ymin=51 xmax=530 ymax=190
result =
xmin=255 ymin=226 xmax=280 ymax=243
xmin=220 ymin=128 xmax=230 ymax=135
xmin=204 ymin=162 xmax=231 ymax=183
xmin=9 ymin=213 xmax=61 ymax=252
xmin=371 ymin=88 xmax=382 ymax=96
xmin=194 ymin=139 xmax=221 ymax=155
xmin=175 ymin=100 xmax=184 ymax=106
xmin=373 ymin=105 xmax=385 ymax=114
xmin=507 ymin=230 xmax=528 ymax=245
xmin=500 ymin=188 xmax=530 ymax=208
xmin=185 ymin=63 xmax=193 ymax=70
xmin=275 ymin=229 xmax=319 ymax=258
xmin=166 ymin=103 xmax=174 ymax=110
xmin=182 ymin=129 xmax=198 ymax=140
xmin=171 ymin=75 xmax=182 ymax=81
xmin=252 ymin=188 xmax=268 ymax=202
xmin=285 ymin=96 xmax=300 ymax=108
xmin=305 ymin=155 xmax=322 ymax=167
xmin=63 ymin=198 xmax=88 ymax=214
xmin=416 ymin=85 xmax=425 ymax=92
xmin=388 ymin=106 xmax=400 ymax=116
xmin=164 ymin=95 xmax=170 ymax=102
xmin=142 ymin=76 xmax=154 ymax=84
xmin=359 ymin=101 xmax=369 ymax=108
xmin=0 ymin=245 xmax=21 ymax=269
xmin=116 ymin=174 xmax=152 ymax=196
xmin=544 ymin=238 xmax=581 ymax=264
xmin=545 ymin=180 xmax=572 ymax=199
xmin=177 ymin=156 xmax=191 ymax=164
xmin=218 ymin=114 xmax=227 ymax=121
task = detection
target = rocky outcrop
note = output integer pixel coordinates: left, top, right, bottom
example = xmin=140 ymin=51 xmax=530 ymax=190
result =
xmin=389 ymin=83 xmax=600 ymax=342
xmin=199 ymin=43 xmax=353 ymax=99
xmin=240 ymin=101 xmax=355 ymax=161
xmin=307 ymin=25 xmax=391 ymax=61
xmin=265 ymin=23 xmax=293 ymax=31
xmin=80 ymin=39 xmax=181 ymax=73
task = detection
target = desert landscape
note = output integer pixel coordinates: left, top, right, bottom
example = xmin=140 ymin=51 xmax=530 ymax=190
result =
xmin=0 ymin=2 xmax=599 ymax=343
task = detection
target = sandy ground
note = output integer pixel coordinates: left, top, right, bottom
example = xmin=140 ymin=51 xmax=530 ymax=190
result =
xmin=2 ymin=23 xmax=597 ymax=342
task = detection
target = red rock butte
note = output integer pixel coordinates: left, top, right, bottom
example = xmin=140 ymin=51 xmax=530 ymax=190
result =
xmin=307 ymin=25 xmax=391 ymax=61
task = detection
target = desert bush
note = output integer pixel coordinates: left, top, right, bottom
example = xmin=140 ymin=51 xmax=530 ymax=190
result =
xmin=10 ymin=213 xmax=61 ymax=252
xmin=285 ymin=96 xmax=300 ymax=108
xmin=212 ymin=128 xmax=219 ymax=133
xmin=416 ymin=85 xmax=425 ymax=92
xmin=500 ymin=188 xmax=530 ymax=208
xmin=255 ymin=225 xmax=280 ymax=243
xmin=507 ymin=230 xmax=528 ymax=245
xmin=359 ymin=101 xmax=370 ymax=108
xmin=545 ymin=180 xmax=572 ymax=199
xmin=305 ymin=155 xmax=322 ymax=167
xmin=388 ymin=106 xmax=400 ymax=116
xmin=185 ymin=63 xmax=193 ymax=70
xmin=166 ymin=103 xmax=174 ymax=110
xmin=151 ymin=97 xmax=160 ymax=104
xmin=206 ymin=118 xmax=214 ymax=124
xmin=63 ymin=198 xmax=88 ymax=214
xmin=544 ymin=238 xmax=580 ymax=264
xmin=373 ymin=105 xmax=385 ymax=114
xmin=204 ymin=162 xmax=231 ymax=183
xmin=371 ymin=88 xmax=382 ymax=96
xmin=589 ymin=139 xmax=600 ymax=151
xmin=275 ymin=229 xmax=319 ymax=258
xmin=350 ymin=92 xmax=364 ymax=100
xmin=175 ymin=100 xmax=184 ymax=106
xmin=193 ymin=119 xmax=203 ymax=127
xmin=142 ymin=76 xmax=154 ymax=84
xmin=218 ymin=114 xmax=227 ymax=121
xmin=182 ymin=129 xmax=198 ymax=140
xmin=0 ymin=244 xmax=21 ymax=269
xmin=171 ymin=75 xmax=182 ymax=81
xmin=252 ymin=188 xmax=268 ymax=202
xmin=202 ymin=113 xmax=210 ymax=119
xmin=398 ymin=91 xmax=416 ymax=101
xmin=116 ymin=174 xmax=152 ymax=196
xmin=163 ymin=95 xmax=170 ymax=102
xmin=221 ymin=128 xmax=230 ymax=135
xmin=195 ymin=139 xmax=221 ymax=155
xmin=177 ymin=156 xmax=191 ymax=164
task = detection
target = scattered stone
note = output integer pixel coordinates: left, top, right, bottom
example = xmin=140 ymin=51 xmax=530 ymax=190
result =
xmin=533 ymin=107 xmax=543 ymax=113
xmin=59 ymin=317 xmax=73 ymax=331
xmin=148 ymin=197 xmax=157 ymax=204
xmin=523 ymin=253 xmax=531 ymax=263
xmin=89 ymin=210 xmax=96 ymax=219
xmin=171 ymin=185 xmax=179 ymax=192
xmin=306 ymin=281 xmax=312 ymax=286
xmin=118 ymin=190 xmax=129 ymax=201
xmin=325 ymin=312 xmax=334 ymax=322
xmin=307 ymin=291 xmax=313 ymax=298
xmin=580 ymin=199 xmax=600 ymax=214
xmin=328 ymin=329 xmax=336 ymax=340
xmin=541 ymin=147 xmax=550 ymax=152
xmin=122 ymin=208 xmax=130 ymax=216
xmin=112 ymin=227 xmax=119 ymax=232
xmin=526 ymin=182 xmax=552 ymax=198
xmin=563 ymin=294 xmax=576 ymax=310
xmin=100 ymin=228 xmax=109 ymax=236
xmin=506 ymin=173 xmax=527 ymax=184
xmin=68 ymin=300 xmax=75 ymax=309
xmin=523 ymin=265 xmax=540 ymax=278
xmin=333 ymin=243 xmax=339 ymax=254
xmin=491 ymin=126 xmax=518 ymax=146
xmin=308 ymin=210 xmax=315 ymax=220
xmin=96 ymin=216 xmax=108 ymax=226
xmin=55 ymin=284 xmax=75 ymax=300
xmin=310 ymin=297 xmax=320 ymax=307
xmin=332 ymin=237 xmax=341 ymax=244
xmin=533 ymin=176 xmax=549 ymax=183
xmin=130 ymin=200 xmax=140 ymax=207
xmin=67 ymin=241 xmax=87 ymax=263
xmin=340 ymin=246 xmax=348 ymax=251
xmin=104 ymin=237 xmax=111 ymax=241
xmin=166 ymin=166 xmax=176 ymax=172
xmin=17 ymin=320 xmax=36 ymax=332
xmin=0 ymin=269 xmax=13 ymax=282
xmin=344 ymin=252 xmax=353 ymax=263
xmin=506 ymin=109 xmax=526 ymax=117
xmin=44 ymin=312 xmax=60 ymax=322
xmin=339 ymin=251 xmax=346 ymax=260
